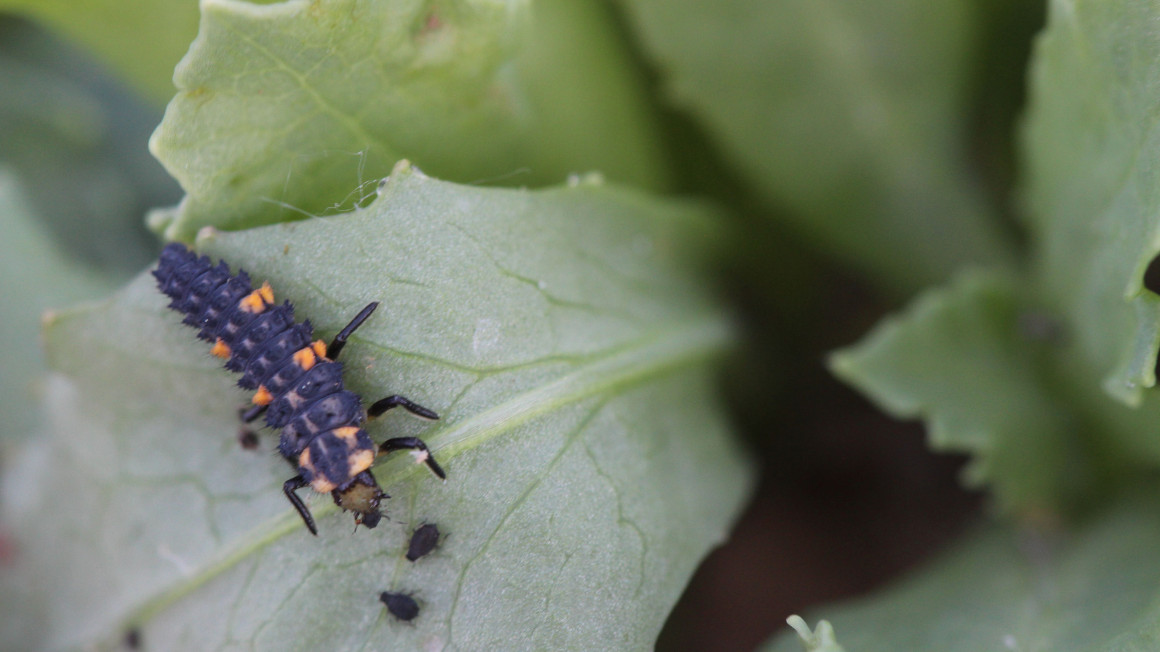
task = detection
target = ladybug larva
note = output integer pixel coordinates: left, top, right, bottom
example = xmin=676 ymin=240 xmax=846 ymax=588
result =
xmin=152 ymin=243 xmax=445 ymax=534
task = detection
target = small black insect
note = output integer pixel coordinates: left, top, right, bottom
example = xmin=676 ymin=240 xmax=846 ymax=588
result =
xmin=153 ymin=243 xmax=446 ymax=534
xmin=406 ymin=523 xmax=441 ymax=561
xmin=380 ymin=591 xmax=421 ymax=622
xmin=123 ymin=627 xmax=141 ymax=649
xmin=237 ymin=429 xmax=260 ymax=450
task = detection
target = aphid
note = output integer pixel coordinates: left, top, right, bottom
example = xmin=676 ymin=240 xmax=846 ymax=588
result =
xmin=123 ymin=628 xmax=141 ymax=649
xmin=153 ymin=243 xmax=446 ymax=534
xmin=406 ymin=523 xmax=441 ymax=562
xmin=237 ymin=428 xmax=260 ymax=450
xmin=380 ymin=591 xmax=420 ymax=622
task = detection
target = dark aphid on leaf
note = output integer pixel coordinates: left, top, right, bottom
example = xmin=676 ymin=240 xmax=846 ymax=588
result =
xmin=153 ymin=243 xmax=446 ymax=535
xmin=406 ymin=523 xmax=441 ymax=561
xmin=237 ymin=428 xmax=260 ymax=450
xmin=380 ymin=591 xmax=421 ymax=622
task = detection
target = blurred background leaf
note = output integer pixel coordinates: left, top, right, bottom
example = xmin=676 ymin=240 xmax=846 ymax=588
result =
xmin=0 ymin=171 xmax=115 ymax=442
xmin=1022 ymin=0 xmax=1160 ymax=406
xmin=614 ymin=0 xmax=1015 ymax=292
xmin=837 ymin=0 xmax=1160 ymax=515
xmin=764 ymin=486 xmax=1160 ymax=651
xmin=0 ymin=17 xmax=179 ymax=274
xmin=0 ymin=17 xmax=177 ymax=448
xmin=0 ymin=0 xmax=198 ymax=103
xmin=797 ymin=0 xmax=1160 ymax=645
xmin=831 ymin=270 xmax=1091 ymax=514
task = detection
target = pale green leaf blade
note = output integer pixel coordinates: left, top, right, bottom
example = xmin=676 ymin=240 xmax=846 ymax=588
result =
xmin=1022 ymin=0 xmax=1160 ymax=404
xmin=0 ymin=0 xmax=199 ymax=103
xmin=1 ymin=165 xmax=751 ymax=650
xmin=615 ymin=0 xmax=1014 ymax=291
xmin=830 ymin=270 xmax=1087 ymax=512
xmin=149 ymin=0 xmax=667 ymax=241
xmin=762 ymin=488 xmax=1160 ymax=652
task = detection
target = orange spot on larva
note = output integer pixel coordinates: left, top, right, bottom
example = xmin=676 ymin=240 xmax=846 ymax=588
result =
xmin=252 ymin=385 xmax=273 ymax=406
xmin=210 ymin=338 xmax=231 ymax=359
xmin=348 ymin=448 xmax=375 ymax=475
xmin=293 ymin=346 xmax=317 ymax=370
xmin=240 ymin=289 xmax=266 ymax=313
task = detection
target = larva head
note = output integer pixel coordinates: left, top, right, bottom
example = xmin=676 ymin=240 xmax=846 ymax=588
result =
xmin=334 ymin=470 xmax=387 ymax=529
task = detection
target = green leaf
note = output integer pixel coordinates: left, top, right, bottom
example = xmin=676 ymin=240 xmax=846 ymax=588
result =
xmin=1022 ymin=0 xmax=1160 ymax=405
xmin=835 ymin=0 xmax=1160 ymax=518
xmin=0 ymin=21 xmax=180 ymax=274
xmin=1 ymin=164 xmax=751 ymax=650
xmin=0 ymin=0 xmax=200 ymax=103
xmin=830 ymin=270 xmax=1089 ymax=513
xmin=149 ymin=0 xmax=668 ymax=242
xmin=762 ymin=487 xmax=1160 ymax=651
xmin=0 ymin=170 xmax=115 ymax=441
xmin=615 ymin=0 xmax=1014 ymax=291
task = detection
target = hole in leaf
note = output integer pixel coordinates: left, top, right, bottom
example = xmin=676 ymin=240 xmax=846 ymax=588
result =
xmin=1143 ymin=254 xmax=1160 ymax=295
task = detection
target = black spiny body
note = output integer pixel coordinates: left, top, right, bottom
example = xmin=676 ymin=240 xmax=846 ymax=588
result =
xmin=153 ymin=243 xmax=446 ymax=534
